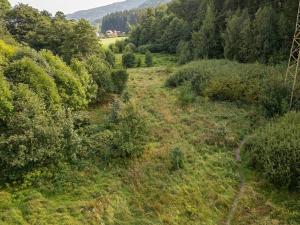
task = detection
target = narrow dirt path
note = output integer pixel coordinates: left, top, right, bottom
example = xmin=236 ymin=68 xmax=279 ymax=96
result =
xmin=224 ymin=138 xmax=248 ymax=225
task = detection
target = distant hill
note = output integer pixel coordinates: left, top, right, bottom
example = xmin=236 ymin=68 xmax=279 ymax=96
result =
xmin=138 ymin=0 xmax=171 ymax=8
xmin=67 ymin=0 xmax=171 ymax=23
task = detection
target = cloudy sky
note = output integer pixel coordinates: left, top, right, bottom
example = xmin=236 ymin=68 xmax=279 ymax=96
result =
xmin=9 ymin=0 xmax=123 ymax=14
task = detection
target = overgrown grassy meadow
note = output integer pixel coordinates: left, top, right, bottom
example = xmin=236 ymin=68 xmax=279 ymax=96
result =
xmin=1 ymin=53 xmax=299 ymax=224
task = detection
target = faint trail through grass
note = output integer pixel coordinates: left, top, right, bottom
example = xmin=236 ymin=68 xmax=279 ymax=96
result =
xmin=224 ymin=138 xmax=247 ymax=225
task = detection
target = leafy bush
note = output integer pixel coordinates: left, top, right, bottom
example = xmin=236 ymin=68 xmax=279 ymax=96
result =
xmin=111 ymin=69 xmax=129 ymax=94
xmin=167 ymin=60 xmax=293 ymax=117
xmin=0 ymin=85 xmax=63 ymax=181
xmin=0 ymin=39 xmax=15 ymax=67
xmin=124 ymin=43 xmax=136 ymax=53
xmin=166 ymin=62 xmax=209 ymax=88
xmin=170 ymin=147 xmax=185 ymax=171
xmin=0 ymin=73 xmax=12 ymax=120
xmin=4 ymin=57 xmax=61 ymax=109
xmin=70 ymin=59 xmax=97 ymax=104
xmin=260 ymin=73 xmax=291 ymax=118
xmin=176 ymin=41 xmax=192 ymax=65
xmin=122 ymin=52 xmax=137 ymax=68
xmin=145 ymin=50 xmax=153 ymax=67
xmin=178 ymin=84 xmax=195 ymax=106
xmin=105 ymin=49 xmax=116 ymax=67
xmin=40 ymin=50 xmax=87 ymax=109
xmin=115 ymin=39 xmax=126 ymax=53
xmin=245 ymin=112 xmax=300 ymax=190
xmin=108 ymin=102 xmax=148 ymax=159
xmin=137 ymin=44 xmax=152 ymax=54
xmin=84 ymin=56 xmax=113 ymax=103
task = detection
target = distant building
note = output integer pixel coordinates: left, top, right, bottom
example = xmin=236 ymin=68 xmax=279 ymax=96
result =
xmin=105 ymin=30 xmax=126 ymax=38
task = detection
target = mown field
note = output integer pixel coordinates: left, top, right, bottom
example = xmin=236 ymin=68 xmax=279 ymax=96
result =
xmin=1 ymin=54 xmax=299 ymax=224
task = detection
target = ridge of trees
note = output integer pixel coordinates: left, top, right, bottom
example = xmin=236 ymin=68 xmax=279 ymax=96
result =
xmin=129 ymin=0 xmax=297 ymax=64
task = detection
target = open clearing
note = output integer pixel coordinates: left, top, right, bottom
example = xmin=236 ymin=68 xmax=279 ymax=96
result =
xmin=1 ymin=64 xmax=299 ymax=224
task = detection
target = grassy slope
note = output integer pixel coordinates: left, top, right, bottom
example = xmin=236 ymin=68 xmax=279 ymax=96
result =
xmin=100 ymin=37 xmax=127 ymax=49
xmin=0 ymin=60 xmax=299 ymax=224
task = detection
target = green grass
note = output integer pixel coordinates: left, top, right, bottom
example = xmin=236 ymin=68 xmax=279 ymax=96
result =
xmin=100 ymin=37 xmax=127 ymax=49
xmin=0 ymin=62 xmax=299 ymax=224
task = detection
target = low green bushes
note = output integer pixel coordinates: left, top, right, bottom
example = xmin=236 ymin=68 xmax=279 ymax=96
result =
xmin=107 ymin=102 xmax=148 ymax=159
xmin=122 ymin=52 xmax=137 ymax=68
xmin=170 ymin=147 xmax=185 ymax=171
xmin=145 ymin=50 xmax=153 ymax=67
xmin=4 ymin=57 xmax=61 ymax=109
xmin=111 ymin=69 xmax=129 ymax=94
xmin=166 ymin=60 xmax=295 ymax=117
xmin=0 ymin=73 xmax=12 ymax=120
xmin=0 ymin=84 xmax=77 ymax=181
xmin=245 ymin=112 xmax=300 ymax=190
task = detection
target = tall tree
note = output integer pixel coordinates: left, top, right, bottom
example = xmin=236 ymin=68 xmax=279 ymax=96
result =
xmin=192 ymin=1 xmax=220 ymax=58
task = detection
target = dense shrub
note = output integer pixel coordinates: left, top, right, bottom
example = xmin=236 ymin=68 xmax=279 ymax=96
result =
xmin=0 ymin=39 xmax=15 ymax=67
xmin=4 ymin=57 xmax=61 ymax=109
xmin=145 ymin=50 xmax=153 ymax=67
xmin=105 ymin=49 xmax=116 ymax=67
xmin=84 ymin=56 xmax=113 ymax=103
xmin=0 ymin=85 xmax=64 ymax=181
xmin=260 ymin=74 xmax=291 ymax=118
xmin=125 ymin=43 xmax=136 ymax=53
xmin=41 ymin=50 xmax=88 ymax=109
xmin=111 ymin=69 xmax=129 ymax=94
xmin=0 ymin=73 xmax=12 ymax=120
xmin=166 ymin=61 xmax=209 ymax=88
xmin=245 ymin=112 xmax=300 ymax=190
xmin=70 ymin=59 xmax=97 ymax=104
xmin=167 ymin=60 xmax=293 ymax=117
xmin=108 ymin=102 xmax=148 ymax=159
xmin=170 ymin=147 xmax=185 ymax=171
xmin=122 ymin=52 xmax=137 ymax=68
xmin=113 ymin=39 xmax=126 ymax=53
xmin=176 ymin=41 xmax=192 ymax=65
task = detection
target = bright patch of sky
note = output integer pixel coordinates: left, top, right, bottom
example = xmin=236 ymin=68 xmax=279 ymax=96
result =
xmin=8 ymin=0 xmax=124 ymax=14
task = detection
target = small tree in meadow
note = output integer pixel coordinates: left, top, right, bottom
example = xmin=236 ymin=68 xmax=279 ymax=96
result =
xmin=145 ymin=50 xmax=153 ymax=67
xmin=122 ymin=52 xmax=136 ymax=68
xmin=111 ymin=69 xmax=129 ymax=94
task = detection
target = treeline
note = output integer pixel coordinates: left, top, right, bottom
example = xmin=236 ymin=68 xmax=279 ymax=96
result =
xmin=0 ymin=1 xmax=135 ymax=182
xmin=101 ymin=9 xmax=145 ymax=33
xmin=129 ymin=0 xmax=297 ymax=64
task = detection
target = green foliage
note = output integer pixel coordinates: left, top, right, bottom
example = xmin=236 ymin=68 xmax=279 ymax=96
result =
xmin=108 ymin=102 xmax=148 ymax=159
xmin=0 ymin=85 xmax=63 ymax=181
xmin=260 ymin=73 xmax=291 ymax=118
xmin=4 ymin=57 xmax=61 ymax=109
xmin=111 ymin=69 xmax=129 ymax=94
xmin=84 ymin=56 xmax=113 ymax=103
xmin=170 ymin=147 xmax=185 ymax=171
xmin=6 ymin=5 xmax=103 ymax=64
xmin=192 ymin=2 xmax=221 ymax=59
xmin=62 ymin=19 xmax=101 ymax=63
xmin=0 ymin=39 xmax=15 ymax=67
xmin=40 ymin=50 xmax=87 ymax=110
xmin=70 ymin=59 xmax=97 ymax=104
xmin=145 ymin=50 xmax=153 ymax=67
xmin=177 ymin=41 xmax=192 ymax=65
xmin=0 ymin=0 xmax=10 ymax=18
xmin=124 ymin=43 xmax=136 ymax=53
xmin=0 ymin=73 xmax=12 ymax=120
xmin=246 ymin=112 xmax=300 ymax=190
xmin=122 ymin=52 xmax=137 ymax=68
xmin=129 ymin=0 xmax=296 ymax=64
xmin=223 ymin=10 xmax=253 ymax=62
xmin=105 ymin=49 xmax=116 ymax=67
xmin=167 ymin=60 xmax=292 ymax=116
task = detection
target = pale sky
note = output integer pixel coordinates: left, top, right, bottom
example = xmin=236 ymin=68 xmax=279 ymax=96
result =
xmin=9 ymin=0 xmax=124 ymax=14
